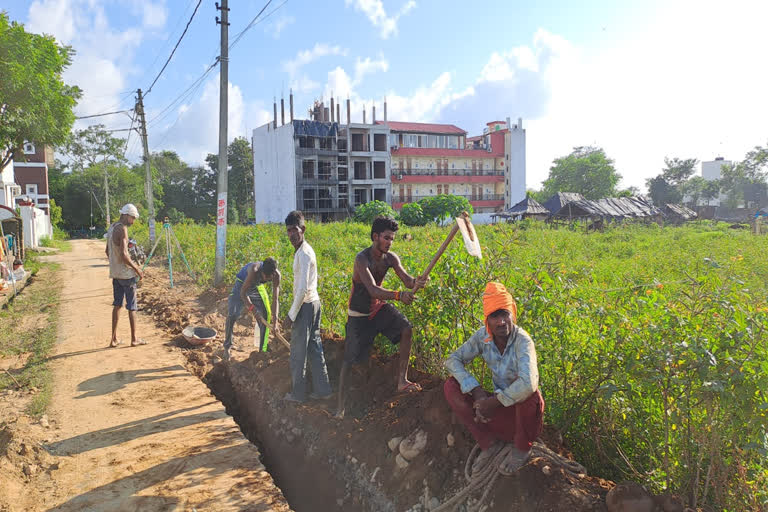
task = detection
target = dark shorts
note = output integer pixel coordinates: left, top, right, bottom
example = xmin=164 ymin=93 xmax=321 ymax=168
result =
xmin=343 ymin=303 xmax=411 ymax=364
xmin=112 ymin=278 xmax=138 ymax=311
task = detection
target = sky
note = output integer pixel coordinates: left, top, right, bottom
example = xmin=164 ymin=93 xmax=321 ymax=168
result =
xmin=4 ymin=0 xmax=768 ymax=191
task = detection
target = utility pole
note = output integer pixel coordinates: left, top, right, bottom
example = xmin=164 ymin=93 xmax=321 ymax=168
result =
xmin=136 ymin=88 xmax=156 ymax=245
xmin=214 ymin=0 xmax=229 ymax=286
xmin=103 ymin=154 xmax=111 ymax=226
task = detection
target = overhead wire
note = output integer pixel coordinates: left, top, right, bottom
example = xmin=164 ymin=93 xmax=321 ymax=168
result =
xmin=144 ymin=0 xmax=203 ymax=96
xmin=139 ymin=0 xmax=199 ymax=87
xmin=75 ymin=109 xmax=133 ymax=120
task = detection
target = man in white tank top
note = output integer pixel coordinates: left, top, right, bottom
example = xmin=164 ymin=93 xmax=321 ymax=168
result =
xmin=105 ymin=204 xmax=144 ymax=347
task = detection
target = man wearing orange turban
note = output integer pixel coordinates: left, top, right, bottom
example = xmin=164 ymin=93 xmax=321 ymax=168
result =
xmin=444 ymin=282 xmax=544 ymax=474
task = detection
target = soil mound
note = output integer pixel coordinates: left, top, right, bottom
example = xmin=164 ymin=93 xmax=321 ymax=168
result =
xmin=138 ymin=269 xmax=614 ymax=511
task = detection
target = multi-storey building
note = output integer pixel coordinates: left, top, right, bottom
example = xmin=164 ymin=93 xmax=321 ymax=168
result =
xmin=253 ymin=97 xmax=390 ymax=222
xmin=0 ymin=158 xmax=20 ymax=209
xmin=384 ymin=118 xmax=526 ymax=214
xmin=252 ymin=95 xmax=526 ymax=222
xmin=13 ymin=141 xmax=53 ymax=214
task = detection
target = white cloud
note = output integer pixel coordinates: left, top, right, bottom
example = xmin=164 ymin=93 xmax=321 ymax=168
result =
xmin=354 ymin=56 xmax=389 ymax=84
xmin=269 ymin=15 xmax=295 ymax=39
xmin=282 ymin=43 xmax=349 ymax=77
xmin=26 ymin=0 xmax=146 ymax=131
xmin=344 ymin=0 xmax=416 ymax=39
xmin=149 ymin=78 xmax=270 ymax=165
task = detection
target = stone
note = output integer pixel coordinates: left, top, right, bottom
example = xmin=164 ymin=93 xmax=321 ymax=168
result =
xmin=446 ymin=433 xmax=455 ymax=447
xmin=542 ymin=465 xmax=552 ymax=475
xmin=39 ymin=415 xmax=49 ymax=428
xmin=399 ymin=428 xmax=428 ymax=461
xmin=22 ymin=463 xmax=36 ymax=476
xmin=395 ymin=454 xmax=410 ymax=469
xmin=350 ymin=457 xmax=358 ymax=464
xmin=429 ymin=497 xmax=441 ymax=510
xmin=18 ymin=443 xmax=29 ymax=456
xmin=388 ymin=436 xmax=403 ymax=452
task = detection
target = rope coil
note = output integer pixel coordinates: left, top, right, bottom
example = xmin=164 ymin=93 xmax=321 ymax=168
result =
xmin=432 ymin=441 xmax=587 ymax=512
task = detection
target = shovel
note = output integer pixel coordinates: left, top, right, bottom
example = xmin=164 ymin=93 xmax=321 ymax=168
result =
xmin=415 ymin=211 xmax=482 ymax=292
xmin=256 ymin=315 xmax=291 ymax=350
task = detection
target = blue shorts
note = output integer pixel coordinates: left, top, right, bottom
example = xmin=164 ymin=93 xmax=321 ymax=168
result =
xmin=112 ymin=278 xmax=138 ymax=311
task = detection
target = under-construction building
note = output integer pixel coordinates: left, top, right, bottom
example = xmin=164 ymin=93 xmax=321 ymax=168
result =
xmin=252 ymin=94 xmax=391 ymax=223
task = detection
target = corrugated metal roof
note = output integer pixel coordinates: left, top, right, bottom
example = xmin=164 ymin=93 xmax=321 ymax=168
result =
xmin=663 ymin=203 xmax=697 ymax=220
xmin=377 ymin=120 xmax=467 ymax=135
xmin=507 ymin=197 xmax=549 ymax=215
xmin=553 ymin=197 xmax=661 ymax=219
xmin=292 ymin=120 xmax=339 ymax=137
xmin=542 ymin=192 xmax=586 ymax=215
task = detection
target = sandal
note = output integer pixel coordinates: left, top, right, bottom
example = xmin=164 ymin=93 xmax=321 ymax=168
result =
xmin=130 ymin=339 xmax=148 ymax=346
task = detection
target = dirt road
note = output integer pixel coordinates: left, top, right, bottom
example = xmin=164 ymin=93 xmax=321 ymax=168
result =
xmin=21 ymin=240 xmax=289 ymax=511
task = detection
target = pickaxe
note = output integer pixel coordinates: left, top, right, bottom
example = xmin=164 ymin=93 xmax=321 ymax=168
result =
xmin=415 ymin=211 xmax=482 ymax=292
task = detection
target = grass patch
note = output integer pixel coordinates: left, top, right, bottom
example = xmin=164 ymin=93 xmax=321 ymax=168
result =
xmin=0 ymin=262 xmax=63 ymax=417
xmin=38 ymin=236 xmax=72 ymax=252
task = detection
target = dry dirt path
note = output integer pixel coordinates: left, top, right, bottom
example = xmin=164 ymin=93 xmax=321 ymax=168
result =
xmin=28 ymin=239 xmax=289 ymax=512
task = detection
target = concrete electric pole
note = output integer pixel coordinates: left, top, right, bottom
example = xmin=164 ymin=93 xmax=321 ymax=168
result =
xmin=136 ymin=88 xmax=156 ymax=245
xmin=103 ymin=154 xmax=111 ymax=226
xmin=214 ymin=0 xmax=229 ymax=286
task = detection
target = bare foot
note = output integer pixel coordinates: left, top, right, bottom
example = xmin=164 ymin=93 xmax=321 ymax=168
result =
xmin=499 ymin=447 xmax=530 ymax=474
xmin=472 ymin=441 xmax=503 ymax=475
xmin=109 ymin=339 xmax=122 ymax=348
xmin=130 ymin=339 xmax=148 ymax=346
xmin=397 ymin=380 xmax=422 ymax=393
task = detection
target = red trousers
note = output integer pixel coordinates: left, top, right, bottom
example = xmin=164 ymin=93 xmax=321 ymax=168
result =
xmin=444 ymin=377 xmax=544 ymax=452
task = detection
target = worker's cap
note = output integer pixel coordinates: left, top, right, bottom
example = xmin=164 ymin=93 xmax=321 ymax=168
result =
xmin=120 ymin=204 xmax=140 ymax=219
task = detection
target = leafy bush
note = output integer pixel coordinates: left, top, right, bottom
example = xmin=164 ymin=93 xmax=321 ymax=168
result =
xmin=418 ymin=194 xmax=473 ymax=224
xmin=398 ymin=202 xmax=427 ymax=226
xmin=353 ymin=200 xmax=396 ymax=224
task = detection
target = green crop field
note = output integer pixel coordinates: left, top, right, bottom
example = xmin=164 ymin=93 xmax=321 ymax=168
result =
xmin=133 ymin=220 xmax=768 ymax=510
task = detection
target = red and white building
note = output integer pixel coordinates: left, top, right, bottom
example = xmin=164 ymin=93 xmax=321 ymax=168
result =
xmin=382 ymin=118 xmax=526 ymax=214
xmin=14 ymin=141 xmax=53 ymax=214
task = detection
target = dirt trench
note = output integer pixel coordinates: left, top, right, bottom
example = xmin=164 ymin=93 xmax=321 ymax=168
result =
xmin=139 ymin=272 xmax=613 ymax=512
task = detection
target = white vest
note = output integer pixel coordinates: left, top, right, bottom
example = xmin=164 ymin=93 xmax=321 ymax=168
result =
xmin=107 ymin=222 xmax=136 ymax=279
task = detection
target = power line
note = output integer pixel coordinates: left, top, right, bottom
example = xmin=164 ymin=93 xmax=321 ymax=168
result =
xmin=140 ymin=0 xmax=199 ymax=87
xmin=145 ymin=0 xmax=203 ymax=97
xmin=75 ymin=109 xmax=133 ymax=120
xmin=229 ymin=0 xmax=288 ymax=51
xmin=147 ymin=59 xmax=219 ymax=128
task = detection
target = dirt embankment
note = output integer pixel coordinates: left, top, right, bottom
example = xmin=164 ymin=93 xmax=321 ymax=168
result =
xmin=140 ymin=270 xmax=614 ymax=512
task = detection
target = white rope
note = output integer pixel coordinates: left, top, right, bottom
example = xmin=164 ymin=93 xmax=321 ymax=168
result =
xmin=432 ymin=441 xmax=587 ymax=512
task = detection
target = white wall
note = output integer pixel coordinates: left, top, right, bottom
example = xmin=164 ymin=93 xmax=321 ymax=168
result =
xmin=252 ymin=122 xmax=296 ymax=223
xmin=505 ymin=117 xmax=526 ymax=209
xmin=20 ymin=205 xmax=52 ymax=248
xmin=0 ymin=159 xmax=16 ymax=208
xmin=701 ymin=159 xmax=731 ymax=206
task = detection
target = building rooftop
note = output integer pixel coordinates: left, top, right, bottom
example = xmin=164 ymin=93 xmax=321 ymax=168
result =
xmin=376 ymin=121 xmax=466 ymax=135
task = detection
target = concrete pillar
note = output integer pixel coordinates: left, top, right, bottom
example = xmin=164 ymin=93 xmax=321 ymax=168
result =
xmin=330 ymin=97 xmax=335 ymax=123
xmin=289 ymin=90 xmax=294 ymax=121
xmin=280 ymin=98 xmax=285 ymax=125
xmin=346 ymin=99 xmax=351 ymax=125
xmin=372 ymin=105 xmax=376 ymax=124
xmin=363 ymin=106 xmax=366 ymax=124
xmin=273 ymin=100 xmax=277 ymax=129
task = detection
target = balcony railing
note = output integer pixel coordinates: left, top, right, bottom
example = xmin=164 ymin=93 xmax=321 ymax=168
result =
xmin=392 ymin=168 xmax=504 ymax=177
xmin=393 ymin=194 xmax=503 ymax=203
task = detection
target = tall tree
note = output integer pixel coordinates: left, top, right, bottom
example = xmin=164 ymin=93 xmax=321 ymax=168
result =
xmin=205 ymin=137 xmax=254 ymax=223
xmin=719 ymin=143 xmax=768 ymax=208
xmin=541 ymin=147 xmax=622 ymax=200
xmin=645 ymin=157 xmax=699 ymax=206
xmin=0 ymin=13 xmax=81 ymax=168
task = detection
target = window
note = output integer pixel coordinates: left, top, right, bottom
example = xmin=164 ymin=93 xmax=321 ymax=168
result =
xmin=406 ymin=185 xmax=413 ymax=202
xmin=374 ymin=188 xmax=386 ymax=202
xmin=318 ymin=188 xmax=332 ymax=209
xmin=319 ymin=137 xmax=333 ymax=150
xmin=389 ymin=133 xmax=399 ymax=148
xmin=338 ymin=183 xmax=348 ymax=194
xmin=352 ymin=133 xmax=367 ymax=151
xmin=354 ymin=189 xmax=367 ymax=206
xmin=354 ymin=161 xmax=368 ymax=180
xmin=299 ymin=136 xmax=314 ymax=149
xmin=374 ymin=134 xmax=387 ymax=151
xmin=318 ymin=161 xmax=332 ymax=180
xmin=338 ymin=197 xmax=349 ymax=209
xmin=373 ymin=161 xmax=386 ymax=179
xmin=23 ymin=142 xmax=35 ymax=155
xmin=337 ymin=138 xmax=347 ymax=152
xmin=399 ymin=185 xmax=405 ymax=201
xmin=437 ymin=185 xmax=443 ymax=195
xmin=303 ymin=189 xmax=316 ymax=210
xmin=302 ymin=160 xmax=315 ymax=179
xmin=338 ymin=167 xmax=348 ymax=180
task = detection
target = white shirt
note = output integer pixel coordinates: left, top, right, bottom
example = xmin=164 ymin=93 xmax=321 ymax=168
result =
xmin=445 ymin=325 xmax=539 ymax=407
xmin=288 ymin=241 xmax=320 ymax=321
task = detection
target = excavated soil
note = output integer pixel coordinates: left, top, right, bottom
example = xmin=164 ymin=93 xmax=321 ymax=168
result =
xmin=139 ymin=269 xmax=614 ymax=512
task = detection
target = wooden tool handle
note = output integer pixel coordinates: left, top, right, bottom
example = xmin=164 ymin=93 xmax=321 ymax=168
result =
xmin=256 ymin=316 xmax=291 ymax=350
xmin=414 ymin=222 xmax=460 ymax=294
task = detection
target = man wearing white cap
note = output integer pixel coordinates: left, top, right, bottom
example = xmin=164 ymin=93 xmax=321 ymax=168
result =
xmin=105 ymin=204 xmax=145 ymax=347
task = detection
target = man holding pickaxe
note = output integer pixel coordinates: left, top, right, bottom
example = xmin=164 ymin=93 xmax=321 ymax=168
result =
xmin=335 ymin=216 xmax=428 ymax=418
